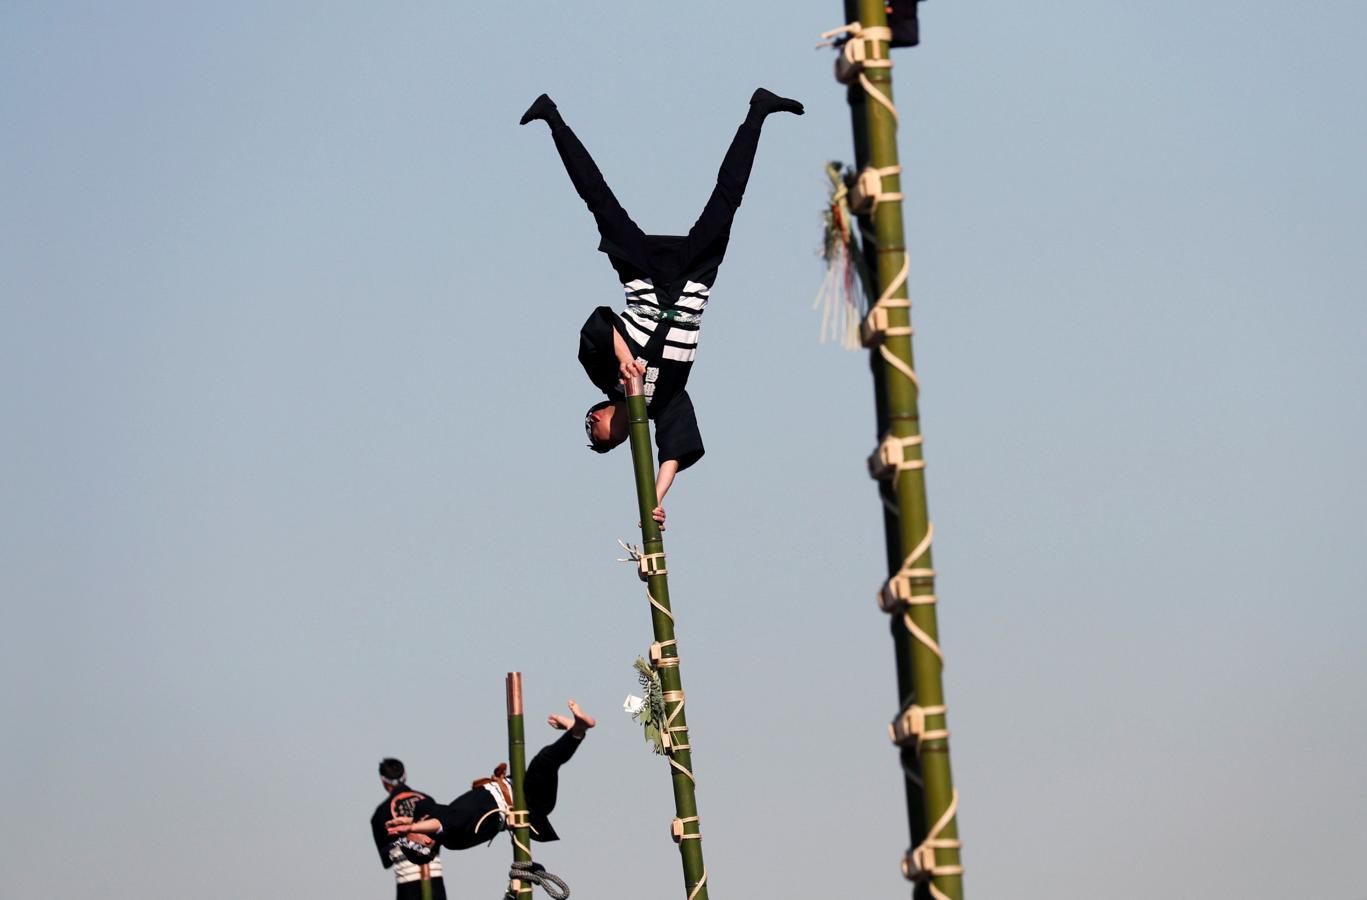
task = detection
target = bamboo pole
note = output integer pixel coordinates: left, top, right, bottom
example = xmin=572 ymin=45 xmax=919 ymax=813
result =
xmin=837 ymin=1 xmax=964 ymax=896
xmin=838 ymin=1 xmax=932 ymax=877
xmin=506 ymin=672 xmax=533 ymax=900
xmin=622 ymin=374 xmax=709 ymax=900
xmin=419 ymin=865 xmax=433 ymax=900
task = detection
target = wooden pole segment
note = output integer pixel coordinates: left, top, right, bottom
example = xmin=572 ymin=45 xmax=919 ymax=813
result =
xmin=506 ymin=672 xmax=534 ymax=900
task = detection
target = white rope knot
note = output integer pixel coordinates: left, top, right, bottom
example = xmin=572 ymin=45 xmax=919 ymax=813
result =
xmin=868 ymin=432 xmax=925 ymax=483
xmin=617 ymin=539 xmax=667 ymax=580
xmin=850 ymin=164 xmax=903 ymax=215
xmin=660 ymin=689 xmax=694 ymax=776
xmin=819 ymin=22 xmax=894 ymax=84
xmin=859 ymin=298 xmax=913 ymax=347
xmin=889 ymin=701 xmax=949 ymax=749
xmin=901 ymin=790 xmax=963 ymax=900
xmin=671 ymin=815 xmax=702 ymax=843
xmin=877 ymin=525 xmax=935 ymax=610
xmin=651 ymin=639 xmax=680 ymax=668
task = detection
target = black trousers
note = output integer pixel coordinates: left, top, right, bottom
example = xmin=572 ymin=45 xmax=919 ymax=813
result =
xmin=549 ymin=106 xmax=765 ymax=269
xmin=523 ymin=730 xmax=583 ymax=821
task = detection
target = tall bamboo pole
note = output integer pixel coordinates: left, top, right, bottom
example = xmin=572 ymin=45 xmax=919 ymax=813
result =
xmin=419 ymin=866 xmax=433 ymax=900
xmin=839 ymin=2 xmax=932 ymax=879
xmin=622 ymin=374 xmax=708 ymax=900
xmin=506 ymin=672 xmax=533 ymax=900
xmin=838 ymin=2 xmax=964 ymax=896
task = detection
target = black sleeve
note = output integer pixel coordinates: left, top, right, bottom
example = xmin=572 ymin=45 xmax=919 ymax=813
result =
xmin=371 ymin=805 xmax=395 ymax=868
xmin=653 ymin=391 xmax=705 ymax=471
xmin=578 ymin=307 xmax=629 ymax=398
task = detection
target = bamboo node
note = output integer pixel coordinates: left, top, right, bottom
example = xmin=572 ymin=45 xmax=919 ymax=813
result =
xmin=889 ymin=702 xmax=949 ymax=749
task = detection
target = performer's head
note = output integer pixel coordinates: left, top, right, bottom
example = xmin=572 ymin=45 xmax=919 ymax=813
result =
xmin=585 ymin=399 xmax=628 ymax=453
xmin=378 ymin=757 xmax=405 ymax=792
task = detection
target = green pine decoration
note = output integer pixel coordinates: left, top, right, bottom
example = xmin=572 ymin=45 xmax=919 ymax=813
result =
xmin=629 ymin=657 xmax=667 ymax=755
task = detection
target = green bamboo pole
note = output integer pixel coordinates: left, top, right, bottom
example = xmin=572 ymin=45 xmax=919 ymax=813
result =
xmin=622 ymin=374 xmax=709 ymax=900
xmin=839 ymin=2 xmax=932 ymax=876
xmin=419 ymin=867 xmax=433 ymax=900
xmin=841 ymin=2 xmax=964 ymax=896
xmin=506 ymin=672 xmax=533 ymax=900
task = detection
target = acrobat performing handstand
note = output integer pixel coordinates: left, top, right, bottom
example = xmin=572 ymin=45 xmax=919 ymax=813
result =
xmin=385 ymin=701 xmax=595 ymax=856
xmin=521 ymin=88 xmax=803 ymax=527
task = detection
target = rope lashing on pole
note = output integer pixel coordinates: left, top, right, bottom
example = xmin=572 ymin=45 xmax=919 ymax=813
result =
xmin=901 ymin=791 xmax=964 ymax=900
xmin=890 ymin=701 xmax=949 ymax=749
xmin=875 ymin=524 xmax=944 ymax=663
xmin=819 ymin=22 xmax=897 ymax=119
xmin=618 ymin=539 xmax=668 ymax=580
xmin=651 ymin=638 xmax=680 ymax=668
xmin=506 ymin=861 xmax=571 ymax=900
xmin=659 ymin=689 xmax=693 ymax=761
xmin=868 ymin=432 xmax=925 ymax=486
xmin=850 ymin=164 xmax=904 ymax=215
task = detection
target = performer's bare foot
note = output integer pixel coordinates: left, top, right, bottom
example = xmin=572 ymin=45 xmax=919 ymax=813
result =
xmin=548 ymin=700 xmax=596 ymax=739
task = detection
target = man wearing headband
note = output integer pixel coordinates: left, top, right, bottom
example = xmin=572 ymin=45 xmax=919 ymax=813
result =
xmin=521 ymin=88 xmax=803 ymax=528
xmin=370 ymin=758 xmax=447 ymax=899
xmin=385 ymin=701 xmax=595 ymax=855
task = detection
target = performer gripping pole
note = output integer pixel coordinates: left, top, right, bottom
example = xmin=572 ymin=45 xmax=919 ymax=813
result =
xmin=521 ymin=88 xmax=802 ymax=528
xmin=385 ymin=699 xmax=593 ymax=889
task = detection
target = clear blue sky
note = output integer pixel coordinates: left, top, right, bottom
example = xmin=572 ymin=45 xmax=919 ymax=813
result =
xmin=3 ymin=2 xmax=1364 ymax=898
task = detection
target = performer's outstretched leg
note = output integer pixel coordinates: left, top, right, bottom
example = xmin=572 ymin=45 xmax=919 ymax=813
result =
xmin=524 ymin=700 xmax=595 ymax=820
xmin=521 ymin=95 xmax=646 ymax=256
xmin=683 ymin=88 xmax=804 ymax=259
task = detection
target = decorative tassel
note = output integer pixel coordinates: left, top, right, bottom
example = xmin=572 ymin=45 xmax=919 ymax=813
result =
xmin=814 ymin=161 xmax=872 ymax=349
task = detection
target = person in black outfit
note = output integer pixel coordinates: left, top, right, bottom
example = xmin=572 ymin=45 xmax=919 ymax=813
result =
xmin=385 ymin=701 xmax=595 ymax=855
xmin=370 ymin=758 xmax=448 ymax=899
xmin=521 ymin=88 xmax=803 ymax=527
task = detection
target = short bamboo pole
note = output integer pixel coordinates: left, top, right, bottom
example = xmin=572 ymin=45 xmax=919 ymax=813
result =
xmin=622 ymin=374 xmax=708 ymax=900
xmin=842 ymin=1 xmax=964 ymax=896
xmin=506 ymin=672 xmax=534 ymax=900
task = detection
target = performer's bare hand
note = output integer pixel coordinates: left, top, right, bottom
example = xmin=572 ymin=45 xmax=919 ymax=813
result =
xmin=386 ymin=816 xmax=414 ymax=835
xmin=619 ymin=357 xmax=645 ymax=381
xmin=638 ymin=506 xmax=666 ymax=531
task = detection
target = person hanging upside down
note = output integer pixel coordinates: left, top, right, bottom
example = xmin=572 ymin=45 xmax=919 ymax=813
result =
xmin=521 ymin=88 xmax=803 ymax=527
xmin=385 ymin=701 xmax=595 ymax=856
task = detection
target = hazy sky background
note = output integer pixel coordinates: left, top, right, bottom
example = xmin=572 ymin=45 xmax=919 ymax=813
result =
xmin=3 ymin=2 xmax=1364 ymax=898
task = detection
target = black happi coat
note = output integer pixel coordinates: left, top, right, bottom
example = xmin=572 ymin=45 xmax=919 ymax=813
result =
xmin=372 ymin=784 xmax=442 ymax=868
xmin=559 ymin=115 xmax=768 ymax=474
